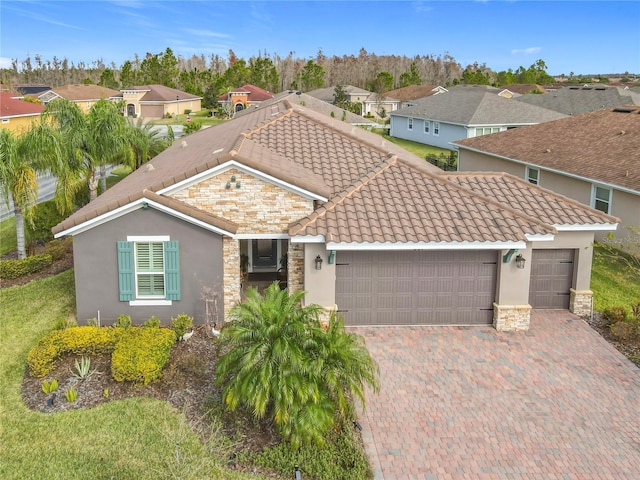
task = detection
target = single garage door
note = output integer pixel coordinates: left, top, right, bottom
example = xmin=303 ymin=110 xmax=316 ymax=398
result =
xmin=529 ymin=249 xmax=575 ymax=309
xmin=336 ymin=251 xmax=497 ymax=326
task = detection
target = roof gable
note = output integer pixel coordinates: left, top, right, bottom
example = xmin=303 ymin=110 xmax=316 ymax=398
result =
xmin=43 ymin=84 xmax=120 ymax=101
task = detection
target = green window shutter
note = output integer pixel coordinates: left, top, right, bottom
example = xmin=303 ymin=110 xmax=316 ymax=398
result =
xmin=164 ymin=241 xmax=180 ymax=300
xmin=117 ymin=241 xmax=135 ymax=301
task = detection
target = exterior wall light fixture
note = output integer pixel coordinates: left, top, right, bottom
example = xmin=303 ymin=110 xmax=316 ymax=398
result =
xmin=314 ymin=255 xmax=323 ymax=270
xmin=515 ymin=254 xmax=526 ymax=269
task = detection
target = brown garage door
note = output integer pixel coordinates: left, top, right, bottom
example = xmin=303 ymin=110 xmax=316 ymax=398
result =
xmin=529 ymin=249 xmax=575 ymax=309
xmin=336 ymin=250 xmax=497 ymax=326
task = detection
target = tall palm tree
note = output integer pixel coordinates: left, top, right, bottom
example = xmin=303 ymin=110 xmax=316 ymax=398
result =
xmin=122 ymin=117 xmax=172 ymax=172
xmin=215 ymin=283 xmax=379 ymax=448
xmin=0 ymin=125 xmax=65 ymax=259
xmin=43 ymin=98 xmax=132 ymax=202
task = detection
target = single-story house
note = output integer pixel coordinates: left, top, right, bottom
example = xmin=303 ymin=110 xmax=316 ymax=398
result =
xmin=53 ymin=92 xmax=617 ymax=332
xmin=307 ymin=85 xmax=400 ymax=118
xmin=389 ymin=87 xmax=566 ymax=151
xmin=38 ymin=84 xmax=121 ymax=112
xmin=455 ymin=105 xmax=640 ymax=243
xmin=514 ymin=85 xmax=640 ymax=115
xmin=120 ymin=85 xmax=202 ymax=119
xmin=385 ymin=84 xmax=448 ymax=108
xmin=217 ymin=84 xmax=274 ymax=115
xmin=0 ymin=91 xmax=44 ymax=133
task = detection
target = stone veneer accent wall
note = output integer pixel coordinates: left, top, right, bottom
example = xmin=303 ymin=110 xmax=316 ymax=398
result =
xmin=171 ymin=168 xmax=314 ymax=234
xmin=171 ymin=168 xmax=315 ymax=316
xmin=287 ymin=243 xmax=304 ymax=294
xmin=570 ymin=289 xmax=593 ymax=317
xmin=493 ymin=303 xmax=532 ymax=331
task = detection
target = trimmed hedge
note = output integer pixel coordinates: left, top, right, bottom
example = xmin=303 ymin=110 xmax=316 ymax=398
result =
xmin=0 ymin=253 xmax=52 ymax=279
xmin=27 ymin=326 xmax=120 ymax=377
xmin=111 ymin=327 xmax=177 ymax=385
xmin=27 ymin=325 xmax=177 ymax=382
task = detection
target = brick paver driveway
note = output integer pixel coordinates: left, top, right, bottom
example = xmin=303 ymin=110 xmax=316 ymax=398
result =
xmin=353 ymin=311 xmax=640 ymax=480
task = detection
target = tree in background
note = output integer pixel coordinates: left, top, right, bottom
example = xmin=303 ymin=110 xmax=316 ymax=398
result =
xmin=0 ymin=125 xmax=65 ymax=259
xmin=398 ymin=62 xmax=422 ymax=87
xmin=294 ymin=60 xmax=325 ymax=92
xmin=249 ymin=56 xmax=280 ymax=92
xmin=366 ymin=71 xmax=395 ymax=94
xmin=98 ymin=68 xmax=119 ymax=89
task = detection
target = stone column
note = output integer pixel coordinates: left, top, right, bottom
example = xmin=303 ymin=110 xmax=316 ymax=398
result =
xmin=493 ymin=303 xmax=532 ymax=331
xmin=223 ymin=237 xmax=241 ymax=319
xmin=570 ymin=289 xmax=593 ymax=317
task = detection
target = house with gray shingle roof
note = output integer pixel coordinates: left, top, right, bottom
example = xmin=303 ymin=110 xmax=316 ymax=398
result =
xmin=455 ymin=105 xmax=640 ymax=244
xmin=389 ymin=88 xmax=566 ymax=151
xmin=307 ymin=85 xmax=401 ymax=118
xmin=514 ymin=85 xmax=640 ymax=115
xmin=53 ymin=92 xmax=617 ymax=332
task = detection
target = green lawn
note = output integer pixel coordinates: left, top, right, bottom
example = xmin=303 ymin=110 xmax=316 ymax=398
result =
xmin=0 ymin=271 xmax=261 ymax=480
xmin=0 ymin=216 xmax=17 ymax=256
xmin=591 ymin=245 xmax=640 ymax=311
xmin=148 ymin=109 xmax=226 ymax=127
xmin=371 ymin=132 xmax=451 ymax=159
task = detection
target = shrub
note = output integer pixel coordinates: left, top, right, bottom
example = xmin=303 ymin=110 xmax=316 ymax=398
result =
xmin=171 ymin=313 xmax=193 ymax=339
xmin=0 ymin=253 xmax=52 ymax=279
xmin=111 ymin=327 xmax=177 ymax=385
xmin=602 ymin=305 xmax=630 ymax=326
xmin=44 ymin=238 xmax=71 ymax=262
xmin=144 ymin=315 xmax=161 ymax=328
xmin=42 ymin=379 xmax=58 ymax=394
xmin=53 ymin=317 xmax=78 ymax=330
xmin=249 ymin=424 xmax=371 ymax=480
xmin=65 ymin=386 xmax=78 ymax=402
xmin=27 ymin=326 xmax=120 ymax=377
xmin=610 ymin=318 xmax=640 ymax=343
xmin=25 ymin=199 xmax=67 ymax=243
xmin=115 ymin=314 xmax=132 ymax=328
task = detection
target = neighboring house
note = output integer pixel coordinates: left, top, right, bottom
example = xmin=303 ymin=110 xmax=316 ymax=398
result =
xmin=53 ymin=92 xmax=617 ymax=333
xmin=455 ymin=105 xmax=639 ymax=243
xmin=389 ymin=88 xmax=566 ymax=151
xmin=307 ymin=85 xmax=400 ymax=118
xmin=217 ymin=84 xmax=274 ymax=115
xmin=38 ymin=84 xmax=121 ymax=112
xmin=498 ymin=84 xmax=547 ymax=96
xmin=14 ymin=84 xmax=52 ymax=96
xmin=385 ymin=84 xmax=448 ymax=108
xmin=0 ymin=91 xmax=44 ymax=133
xmin=120 ymin=85 xmax=202 ymax=119
xmin=514 ymin=85 xmax=640 ymax=115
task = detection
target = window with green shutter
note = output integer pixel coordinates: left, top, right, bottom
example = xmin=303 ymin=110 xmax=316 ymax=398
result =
xmin=117 ymin=238 xmax=180 ymax=302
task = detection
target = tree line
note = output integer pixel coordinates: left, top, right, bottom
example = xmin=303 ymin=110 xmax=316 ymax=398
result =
xmin=0 ymin=47 xmax=588 ymax=108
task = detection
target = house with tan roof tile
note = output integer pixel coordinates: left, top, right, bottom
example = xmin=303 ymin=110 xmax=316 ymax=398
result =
xmin=53 ymin=92 xmax=617 ymax=332
xmin=307 ymin=85 xmax=401 ymax=118
xmin=120 ymin=84 xmax=202 ymax=119
xmin=389 ymin=87 xmax=567 ymax=151
xmin=455 ymin=105 xmax=640 ymax=244
xmin=0 ymin=91 xmax=44 ymax=133
xmin=217 ymin=84 xmax=274 ymax=115
xmin=38 ymin=84 xmax=121 ymax=113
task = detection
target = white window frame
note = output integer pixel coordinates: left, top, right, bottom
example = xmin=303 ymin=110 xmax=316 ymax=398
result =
xmin=408 ymin=117 xmax=413 ymax=131
xmin=526 ymin=166 xmax=540 ymax=185
xmin=127 ymin=235 xmax=172 ymax=306
xmin=424 ymin=120 xmax=430 ymax=134
xmin=433 ymin=122 xmax=440 ymax=135
xmin=591 ymin=185 xmax=612 ymax=214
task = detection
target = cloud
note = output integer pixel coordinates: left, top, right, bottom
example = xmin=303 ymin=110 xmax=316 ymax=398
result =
xmin=183 ymin=29 xmax=231 ymax=39
xmin=511 ymin=47 xmax=542 ymax=55
xmin=412 ymin=2 xmax=434 ymax=13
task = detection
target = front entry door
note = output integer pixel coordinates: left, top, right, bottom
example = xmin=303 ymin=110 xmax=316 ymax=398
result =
xmin=252 ymin=239 xmax=278 ymax=269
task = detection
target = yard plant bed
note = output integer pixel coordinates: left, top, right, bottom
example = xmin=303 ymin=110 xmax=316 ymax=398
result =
xmin=21 ymin=326 xmax=283 ymax=462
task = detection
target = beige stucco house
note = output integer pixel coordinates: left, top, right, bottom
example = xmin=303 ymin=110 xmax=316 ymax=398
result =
xmin=0 ymin=91 xmax=44 ymax=133
xmin=455 ymin=105 xmax=639 ymax=244
xmin=53 ymin=93 xmax=617 ymax=332
xmin=38 ymin=84 xmax=121 ymax=112
xmin=120 ymin=85 xmax=202 ymax=120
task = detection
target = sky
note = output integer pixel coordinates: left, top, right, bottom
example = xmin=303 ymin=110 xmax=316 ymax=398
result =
xmin=1 ymin=0 xmax=639 ymax=76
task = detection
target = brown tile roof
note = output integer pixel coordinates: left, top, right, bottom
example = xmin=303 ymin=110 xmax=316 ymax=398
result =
xmin=53 ymin=92 xmax=616 ymax=244
xmin=385 ymin=85 xmax=443 ymax=101
xmin=128 ymin=84 xmax=201 ymax=102
xmin=45 ymin=84 xmax=121 ymax=101
xmin=455 ymin=106 xmax=640 ymax=193
xmin=0 ymin=92 xmax=44 ymax=117
xmin=218 ymin=84 xmax=274 ymax=102
xmin=442 ymin=172 xmax=619 ymax=227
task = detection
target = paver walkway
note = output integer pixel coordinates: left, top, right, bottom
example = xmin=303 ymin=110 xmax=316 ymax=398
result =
xmin=353 ymin=311 xmax=640 ymax=480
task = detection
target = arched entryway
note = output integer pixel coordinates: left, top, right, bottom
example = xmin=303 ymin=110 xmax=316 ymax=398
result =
xmin=126 ymin=103 xmax=136 ymax=117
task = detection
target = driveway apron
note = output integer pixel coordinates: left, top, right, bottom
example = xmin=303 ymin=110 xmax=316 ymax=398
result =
xmin=353 ymin=311 xmax=640 ymax=480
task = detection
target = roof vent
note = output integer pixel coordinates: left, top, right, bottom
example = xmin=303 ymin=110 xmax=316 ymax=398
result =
xmin=545 ymin=148 xmax=551 ymax=153
xmin=620 ymin=130 xmax=626 ymax=135
xmin=613 ymin=107 xmax=636 ymax=113
xmin=145 ymin=164 xmax=155 ymax=172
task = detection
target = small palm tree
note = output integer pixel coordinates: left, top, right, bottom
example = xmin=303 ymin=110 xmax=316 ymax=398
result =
xmin=0 ymin=125 xmax=66 ymax=259
xmin=216 ymin=283 xmax=379 ymax=448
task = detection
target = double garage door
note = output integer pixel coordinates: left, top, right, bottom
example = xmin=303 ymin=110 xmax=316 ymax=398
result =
xmin=336 ymin=251 xmax=497 ymax=326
